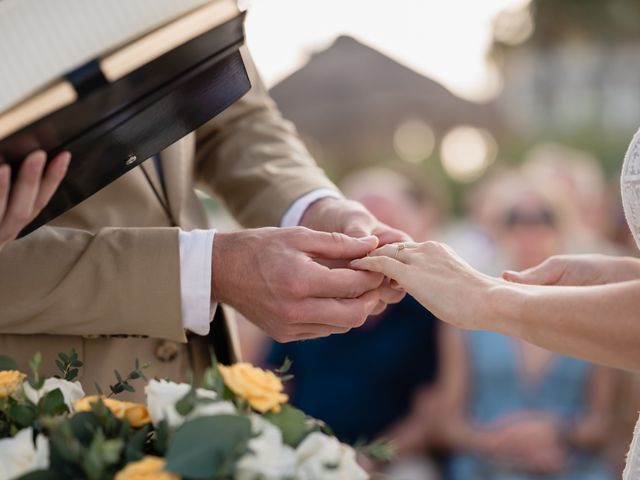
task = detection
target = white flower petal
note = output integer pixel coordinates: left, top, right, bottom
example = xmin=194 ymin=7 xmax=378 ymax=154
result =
xmin=296 ymin=432 xmax=368 ymax=480
xmin=235 ymin=416 xmax=297 ymax=480
xmin=23 ymin=378 xmax=85 ymax=411
xmin=0 ymin=428 xmax=49 ymax=480
xmin=145 ymin=379 xmax=235 ymax=429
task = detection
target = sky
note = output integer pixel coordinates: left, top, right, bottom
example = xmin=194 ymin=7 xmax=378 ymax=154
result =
xmin=243 ymin=0 xmax=532 ymax=102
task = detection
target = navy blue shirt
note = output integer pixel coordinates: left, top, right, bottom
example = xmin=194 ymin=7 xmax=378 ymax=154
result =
xmin=265 ymin=295 xmax=439 ymax=444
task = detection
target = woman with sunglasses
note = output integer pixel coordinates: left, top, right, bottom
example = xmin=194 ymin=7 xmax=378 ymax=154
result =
xmin=351 ymin=130 xmax=640 ymax=478
xmin=437 ymin=176 xmax=614 ymax=479
xmin=0 ymin=150 xmax=70 ymax=251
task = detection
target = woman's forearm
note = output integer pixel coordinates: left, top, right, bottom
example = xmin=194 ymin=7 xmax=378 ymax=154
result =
xmin=491 ymin=280 xmax=640 ymax=370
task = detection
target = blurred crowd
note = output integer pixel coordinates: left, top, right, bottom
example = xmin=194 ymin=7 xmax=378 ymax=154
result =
xmin=235 ymin=142 xmax=640 ymax=480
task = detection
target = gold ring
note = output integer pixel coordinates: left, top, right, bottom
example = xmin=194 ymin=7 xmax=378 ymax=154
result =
xmin=394 ymin=243 xmax=406 ymax=259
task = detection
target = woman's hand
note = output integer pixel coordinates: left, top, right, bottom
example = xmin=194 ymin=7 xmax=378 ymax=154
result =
xmin=350 ymin=241 xmax=500 ymax=330
xmin=477 ymin=415 xmax=568 ymax=475
xmin=503 ymin=254 xmax=640 ymax=286
xmin=0 ymin=150 xmax=70 ymax=250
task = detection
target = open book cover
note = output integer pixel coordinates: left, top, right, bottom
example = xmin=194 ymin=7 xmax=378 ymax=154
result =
xmin=0 ymin=0 xmax=250 ymax=236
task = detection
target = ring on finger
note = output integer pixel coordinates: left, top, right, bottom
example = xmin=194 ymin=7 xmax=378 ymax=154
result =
xmin=393 ymin=243 xmax=406 ymax=260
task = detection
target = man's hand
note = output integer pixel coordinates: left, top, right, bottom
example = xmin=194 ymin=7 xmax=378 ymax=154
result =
xmin=503 ymin=254 xmax=640 ymax=286
xmin=300 ymin=197 xmax=411 ymax=313
xmin=0 ymin=150 xmax=70 ymax=250
xmin=212 ymin=227 xmax=385 ymax=342
xmin=300 ymin=197 xmax=410 ymax=245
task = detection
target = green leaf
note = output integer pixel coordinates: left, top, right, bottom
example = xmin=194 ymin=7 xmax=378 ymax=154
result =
xmin=114 ymin=370 xmax=123 ymax=383
xmin=165 ymin=415 xmax=252 ymax=479
xmin=358 ymin=439 xmax=396 ymax=463
xmin=9 ymin=404 xmax=37 ymax=428
xmin=201 ymin=367 xmax=225 ymax=397
xmin=276 ymin=356 xmax=293 ymax=375
xmin=153 ymin=420 xmax=170 ymax=455
xmin=264 ymin=404 xmax=307 ymax=447
xmin=55 ymin=359 xmax=65 ymax=373
xmin=28 ymin=352 xmax=43 ymax=390
xmin=39 ymin=389 xmax=69 ymax=417
xmin=174 ymin=388 xmax=196 ymax=416
xmin=125 ymin=424 xmax=149 ymax=463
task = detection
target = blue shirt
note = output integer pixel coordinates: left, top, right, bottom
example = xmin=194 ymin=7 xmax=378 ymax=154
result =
xmin=265 ymin=295 xmax=439 ymax=444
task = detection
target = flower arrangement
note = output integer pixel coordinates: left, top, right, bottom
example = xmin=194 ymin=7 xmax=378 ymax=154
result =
xmin=0 ymin=351 xmax=386 ymax=479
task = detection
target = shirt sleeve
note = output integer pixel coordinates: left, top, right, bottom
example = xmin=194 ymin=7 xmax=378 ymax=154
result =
xmin=279 ymin=188 xmax=343 ymax=228
xmin=179 ymin=229 xmax=216 ymax=335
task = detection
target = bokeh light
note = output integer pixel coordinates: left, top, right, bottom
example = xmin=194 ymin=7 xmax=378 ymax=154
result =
xmin=440 ymin=126 xmax=498 ymax=182
xmin=393 ymin=118 xmax=436 ymax=163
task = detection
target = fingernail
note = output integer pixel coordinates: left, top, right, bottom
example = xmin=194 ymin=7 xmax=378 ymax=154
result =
xmin=359 ymin=235 xmax=377 ymax=242
xmin=503 ymin=270 xmax=519 ymax=277
xmin=60 ymin=152 xmax=72 ymax=172
xmin=349 ymin=259 xmax=361 ymax=266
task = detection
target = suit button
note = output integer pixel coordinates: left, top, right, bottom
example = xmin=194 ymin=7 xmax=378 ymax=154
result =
xmin=155 ymin=341 xmax=179 ymax=362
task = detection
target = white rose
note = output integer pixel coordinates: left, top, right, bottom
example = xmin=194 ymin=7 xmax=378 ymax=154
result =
xmin=23 ymin=378 xmax=85 ymax=411
xmin=145 ymin=379 xmax=235 ymax=429
xmin=0 ymin=427 xmax=49 ymax=480
xmin=235 ymin=415 xmax=297 ymax=480
xmin=296 ymin=432 xmax=368 ymax=480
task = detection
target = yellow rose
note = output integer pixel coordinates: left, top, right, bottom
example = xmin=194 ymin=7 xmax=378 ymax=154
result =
xmin=218 ymin=363 xmax=288 ymax=413
xmin=115 ymin=456 xmax=180 ymax=480
xmin=0 ymin=371 xmax=26 ymax=398
xmin=73 ymin=396 xmax=151 ymax=427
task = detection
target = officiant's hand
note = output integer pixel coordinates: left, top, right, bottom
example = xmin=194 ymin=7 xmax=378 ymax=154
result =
xmin=0 ymin=150 xmax=70 ymax=250
xmin=212 ymin=227 xmax=385 ymax=342
xmin=503 ymin=253 xmax=640 ymax=286
xmin=300 ymin=197 xmax=410 ymax=313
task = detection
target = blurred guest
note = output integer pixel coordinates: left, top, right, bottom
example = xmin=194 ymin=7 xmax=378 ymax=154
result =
xmin=437 ymin=174 xmax=615 ymax=480
xmin=523 ymin=142 xmax=619 ymax=255
xmin=265 ymin=166 xmax=445 ymax=477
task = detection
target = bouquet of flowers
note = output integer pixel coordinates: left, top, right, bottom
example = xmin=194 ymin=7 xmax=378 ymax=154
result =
xmin=0 ymin=352 xmax=388 ymax=479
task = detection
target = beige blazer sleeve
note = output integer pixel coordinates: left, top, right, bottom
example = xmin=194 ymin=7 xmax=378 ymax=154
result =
xmin=0 ymin=226 xmax=186 ymax=342
xmin=194 ymin=47 xmax=339 ymax=228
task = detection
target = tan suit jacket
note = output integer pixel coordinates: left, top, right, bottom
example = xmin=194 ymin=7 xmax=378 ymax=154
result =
xmin=0 ymin=48 xmax=337 ymax=399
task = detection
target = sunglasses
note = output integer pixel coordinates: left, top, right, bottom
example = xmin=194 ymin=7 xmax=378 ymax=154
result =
xmin=503 ymin=208 xmax=557 ymax=229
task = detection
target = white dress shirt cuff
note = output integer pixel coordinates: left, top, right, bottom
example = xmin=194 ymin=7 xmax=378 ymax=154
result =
xmin=179 ymin=188 xmax=341 ymax=336
xmin=280 ymin=188 xmax=343 ymax=228
xmin=179 ymin=229 xmax=216 ymax=335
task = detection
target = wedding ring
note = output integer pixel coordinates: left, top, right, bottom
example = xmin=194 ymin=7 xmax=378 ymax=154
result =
xmin=393 ymin=243 xmax=406 ymax=259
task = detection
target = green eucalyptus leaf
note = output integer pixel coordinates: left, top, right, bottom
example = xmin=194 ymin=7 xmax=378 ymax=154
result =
xmin=165 ymin=415 xmax=251 ymax=479
xmin=175 ymin=388 xmax=196 ymax=416
xmin=153 ymin=419 xmax=170 ymax=456
xmin=9 ymin=404 xmax=37 ymax=428
xmin=275 ymin=356 xmax=293 ymax=375
xmin=39 ymin=389 xmax=68 ymax=417
xmin=264 ymin=404 xmax=307 ymax=447
xmin=125 ymin=424 xmax=149 ymax=462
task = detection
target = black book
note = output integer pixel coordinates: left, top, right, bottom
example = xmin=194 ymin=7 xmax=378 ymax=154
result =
xmin=0 ymin=2 xmax=250 ymax=236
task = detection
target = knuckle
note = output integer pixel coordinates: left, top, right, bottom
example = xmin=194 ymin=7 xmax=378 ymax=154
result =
xmin=287 ymin=279 xmax=309 ymax=299
xmin=278 ymin=303 xmax=296 ymax=323
xmin=330 ymin=231 xmax=346 ymax=245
